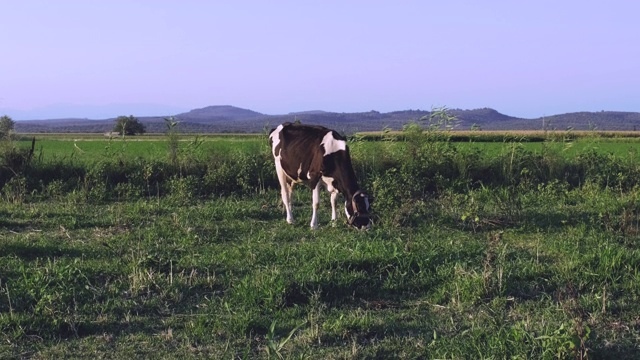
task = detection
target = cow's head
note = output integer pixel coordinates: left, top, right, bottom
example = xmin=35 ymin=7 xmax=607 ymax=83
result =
xmin=345 ymin=190 xmax=372 ymax=229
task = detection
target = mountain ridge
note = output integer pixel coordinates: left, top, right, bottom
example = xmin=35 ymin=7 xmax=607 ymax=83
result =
xmin=12 ymin=106 xmax=640 ymax=133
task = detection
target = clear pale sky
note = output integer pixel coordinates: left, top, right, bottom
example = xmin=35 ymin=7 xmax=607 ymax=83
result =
xmin=1 ymin=1 xmax=638 ymax=120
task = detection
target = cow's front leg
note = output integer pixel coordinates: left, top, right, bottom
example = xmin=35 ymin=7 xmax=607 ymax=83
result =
xmin=330 ymin=191 xmax=338 ymax=222
xmin=310 ymin=182 xmax=321 ymax=229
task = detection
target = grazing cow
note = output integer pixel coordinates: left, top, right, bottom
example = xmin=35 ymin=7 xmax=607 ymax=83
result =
xmin=269 ymin=122 xmax=372 ymax=229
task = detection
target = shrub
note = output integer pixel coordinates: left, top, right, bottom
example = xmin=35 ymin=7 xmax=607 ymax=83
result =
xmin=166 ymin=175 xmax=200 ymax=204
xmin=0 ymin=138 xmax=35 ymax=189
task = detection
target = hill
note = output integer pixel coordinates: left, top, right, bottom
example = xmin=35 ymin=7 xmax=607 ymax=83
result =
xmin=13 ymin=106 xmax=640 ymax=134
xmin=175 ymin=105 xmax=265 ymax=123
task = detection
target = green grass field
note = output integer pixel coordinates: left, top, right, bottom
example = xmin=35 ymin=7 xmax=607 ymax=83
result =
xmin=20 ymin=135 xmax=268 ymax=163
xmin=18 ymin=133 xmax=640 ymax=164
xmin=2 ymin=133 xmax=640 ymax=358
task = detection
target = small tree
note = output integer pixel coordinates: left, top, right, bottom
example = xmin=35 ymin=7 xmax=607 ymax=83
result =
xmin=113 ymin=115 xmax=146 ymax=136
xmin=0 ymin=115 xmax=15 ymax=139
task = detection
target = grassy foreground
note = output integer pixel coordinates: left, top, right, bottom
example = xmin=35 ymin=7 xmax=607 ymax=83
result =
xmin=1 ymin=131 xmax=640 ymax=358
xmin=1 ymin=186 xmax=639 ymax=358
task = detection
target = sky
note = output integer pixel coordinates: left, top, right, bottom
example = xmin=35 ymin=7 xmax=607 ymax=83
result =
xmin=1 ymin=1 xmax=639 ymax=120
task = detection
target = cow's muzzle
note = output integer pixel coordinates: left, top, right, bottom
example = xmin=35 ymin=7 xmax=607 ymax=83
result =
xmin=348 ymin=213 xmax=372 ymax=230
xmin=348 ymin=190 xmax=372 ymax=229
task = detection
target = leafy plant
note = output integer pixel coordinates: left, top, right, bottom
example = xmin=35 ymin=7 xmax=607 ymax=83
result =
xmin=264 ymin=320 xmax=306 ymax=359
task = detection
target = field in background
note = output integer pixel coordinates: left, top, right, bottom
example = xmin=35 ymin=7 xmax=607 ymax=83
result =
xmin=16 ymin=130 xmax=640 ymax=163
xmin=16 ymin=134 xmax=268 ymax=163
xmin=357 ymin=130 xmax=640 ymax=140
xmin=2 ymin=131 xmax=640 ymax=358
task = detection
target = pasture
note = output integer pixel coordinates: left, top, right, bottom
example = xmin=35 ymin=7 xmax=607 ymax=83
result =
xmin=1 ymin=131 xmax=640 ymax=358
xmin=16 ymin=131 xmax=640 ymax=163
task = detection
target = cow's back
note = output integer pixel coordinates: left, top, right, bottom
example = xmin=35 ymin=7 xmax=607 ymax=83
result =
xmin=269 ymin=123 xmax=343 ymax=185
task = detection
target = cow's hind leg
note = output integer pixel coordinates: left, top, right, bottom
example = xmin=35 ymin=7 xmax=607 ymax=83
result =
xmin=275 ymin=162 xmax=294 ymax=224
xmin=310 ymin=182 xmax=321 ymax=229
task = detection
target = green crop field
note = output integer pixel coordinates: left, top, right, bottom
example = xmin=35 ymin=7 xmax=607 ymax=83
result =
xmin=16 ymin=132 xmax=640 ymax=164
xmin=1 ymin=131 xmax=640 ymax=358
xmin=17 ymin=134 xmax=268 ymax=163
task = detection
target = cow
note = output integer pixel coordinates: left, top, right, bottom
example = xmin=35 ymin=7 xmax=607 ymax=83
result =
xmin=269 ymin=122 xmax=372 ymax=229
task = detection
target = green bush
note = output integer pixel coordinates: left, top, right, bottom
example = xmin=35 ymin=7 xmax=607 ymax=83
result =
xmin=0 ymin=138 xmax=35 ymax=190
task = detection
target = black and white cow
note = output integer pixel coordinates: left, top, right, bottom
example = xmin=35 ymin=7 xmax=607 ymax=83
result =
xmin=269 ymin=122 xmax=372 ymax=229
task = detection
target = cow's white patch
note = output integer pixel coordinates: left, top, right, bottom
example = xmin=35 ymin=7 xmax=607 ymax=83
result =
xmin=322 ymin=176 xmax=336 ymax=192
xmin=320 ymin=131 xmax=346 ymax=156
xmin=297 ymin=163 xmax=303 ymax=178
xmin=269 ymin=124 xmax=284 ymax=157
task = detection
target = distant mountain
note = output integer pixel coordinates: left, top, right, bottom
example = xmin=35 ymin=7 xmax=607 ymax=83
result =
xmin=12 ymin=106 xmax=640 ymax=133
xmin=449 ymin=108 xmax=519 ymax=125
xmin=175 ymin=105 xmax=265 ymax=122
xmin=536 ymin=111 xmax=640 ymax=131
xmin=288 ymin=110 xmax=329 ymax=115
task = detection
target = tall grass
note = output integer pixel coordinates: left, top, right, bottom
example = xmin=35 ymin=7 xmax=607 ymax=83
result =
xmin=2 ymin=129 xmax=640 ymax=220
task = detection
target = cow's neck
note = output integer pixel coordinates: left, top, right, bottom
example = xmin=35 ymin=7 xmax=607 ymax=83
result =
xmin=335 ymin=174 xmax=360 ymax=200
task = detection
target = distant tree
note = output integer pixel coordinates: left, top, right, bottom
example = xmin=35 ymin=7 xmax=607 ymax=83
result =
xmin=0 ymin=115 xmax=15 ymax=139
xmin=113 ymin=115 xmax=146 ymax=136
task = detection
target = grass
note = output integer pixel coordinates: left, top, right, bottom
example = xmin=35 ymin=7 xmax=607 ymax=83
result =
xmin=1 ymin=185 xmax=640 ymax=358
xmin=21 ymin=136 xmax=268 ymax=163
xmin=352 ymin=136 xmax=640 ymax=160
xmin=356 ymin=130 xmax=640 ymax=141
xmin=13 ymin=135 xmax=640 ymax=168
xmin=1 ymin=132 xmax=640 ymax=358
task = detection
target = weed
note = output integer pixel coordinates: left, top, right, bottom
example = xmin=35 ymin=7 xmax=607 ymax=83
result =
xmin=264 ymin=320 xmax=306 ymax=359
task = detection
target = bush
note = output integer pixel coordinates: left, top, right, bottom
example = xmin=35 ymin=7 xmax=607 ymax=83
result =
xmin=0 ymin=138 xmax=35 ymax=182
